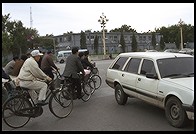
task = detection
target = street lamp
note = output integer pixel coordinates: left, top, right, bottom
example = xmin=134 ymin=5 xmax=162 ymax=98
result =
xmin=98 ymin=13 xmax=109 ymax=58
xmin=178 ymin=19 xmax=184 ymax=50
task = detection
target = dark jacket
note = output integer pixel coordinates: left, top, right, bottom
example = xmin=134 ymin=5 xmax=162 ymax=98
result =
xmin=63 ymin=54 xmax=85 ymax=79
xmin=2 ymin=68 xmax=11 ymax=80
xmin=41 ymin=54 xmax=58 ymax=70
xmin=82 ymin=57 xmax=94 ymax=69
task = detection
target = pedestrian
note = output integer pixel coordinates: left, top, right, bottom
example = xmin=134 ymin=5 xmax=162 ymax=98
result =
xmin=17 ymin=50 xmax=52 ymax=106
xmin=63 ymin=47 xmax=85 ymax=99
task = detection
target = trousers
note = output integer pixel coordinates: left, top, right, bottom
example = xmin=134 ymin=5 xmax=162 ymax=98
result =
xmin=19 ymin=80 xmax=48 ymax=101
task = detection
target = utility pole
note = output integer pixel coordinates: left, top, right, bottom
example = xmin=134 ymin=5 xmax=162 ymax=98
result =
xmin=30 ymin=6 xmax=33 ymax=28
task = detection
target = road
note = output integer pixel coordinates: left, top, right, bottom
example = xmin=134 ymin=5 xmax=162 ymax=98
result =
xmin=2 ymin=59 xmax=194 ymax=131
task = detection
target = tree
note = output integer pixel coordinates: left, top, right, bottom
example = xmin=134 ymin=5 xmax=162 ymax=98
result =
xmin=160 ymin=36 xmax=165 ymax=50
xmin=110 ymin=24 xmax=137 ymax=33
xmin=120 ymin=32 xmax=126 ymax=53
xmin=175 ymin=34 xmax=180 ymax=49
xmin=151 ymin=32 xmax=156 ymax=49
xmin=132 ymin=32 xmax=137 ymax=52
xmin=80 ymin=31 xmax=86 ymax=49
xmin=94 ymin=35 xmax=99 ymax=54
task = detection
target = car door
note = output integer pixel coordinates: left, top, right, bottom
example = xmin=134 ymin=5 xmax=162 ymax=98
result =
xmin=135 ymin=59 xmax=159 ymax=105
xmin=121 ymin=57 xmax=141 ymax=98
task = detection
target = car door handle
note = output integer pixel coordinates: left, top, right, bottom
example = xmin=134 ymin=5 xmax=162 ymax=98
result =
xmin=138 ymin=78 xmax=141 ymax=81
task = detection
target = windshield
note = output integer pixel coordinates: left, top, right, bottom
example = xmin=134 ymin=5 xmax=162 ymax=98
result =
xmin=157 ymin=57 xmax=194 ymax=78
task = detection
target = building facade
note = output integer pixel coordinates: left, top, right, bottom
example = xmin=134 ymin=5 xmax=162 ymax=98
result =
xmin=54 ymin=31 xmax=162 ymax=54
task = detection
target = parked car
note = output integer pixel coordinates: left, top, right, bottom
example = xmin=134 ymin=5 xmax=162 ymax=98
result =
xmin=164 ymin=49 xmax=179 ymax=53
xmin=145 ymin=49 xmax=158 ymax=52
xmin=105 ymin=52 xmax=194 ymax=128
xmin=179 ymin=48 xmax=194 ymax=55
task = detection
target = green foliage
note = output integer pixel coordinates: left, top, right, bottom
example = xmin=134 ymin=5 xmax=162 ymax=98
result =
xmin=132 ymin=33 xmax=137 ymax=52
xmin=151 ymin=32 xmax=156 ymax=49
xmin=155 ymin=24 xmax=194 ymax=44
xmin=80 ymin=31 xmax=87 ymax=49
xmin=120 ymin=32 xmax=126 ymax=52
xmin=94 ymin=35 xmax=99 ymax=54
xmin=160 ymin=36 xmax=165 ymax=50
xmin=110 ymin=24 xmax=137 ymax=32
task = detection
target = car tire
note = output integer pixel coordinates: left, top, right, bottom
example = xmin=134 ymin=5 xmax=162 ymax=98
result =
xmin=115 ymin=84 xmax=128 ymax=105
xmin=165 ymin=96 xmax=188 ymax=128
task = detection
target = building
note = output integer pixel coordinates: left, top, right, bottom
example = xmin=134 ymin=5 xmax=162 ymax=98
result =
xmin=53 ymin=31 xmax=162 ymax=54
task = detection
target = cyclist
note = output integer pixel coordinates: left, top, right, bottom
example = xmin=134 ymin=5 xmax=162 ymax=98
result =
xmin=82 ymin=50 xmax=94 ymax=70
xmin=4 ymin=56 xmax=20 ymax=76
xmin=17 ymin=50 xmax=52 ymax=106
xmin=63 ymin=47 xmax=85 ymax=99
xmin=12 ymin=54 xmax=28 ymax=77
xmin=41 ymin=50 xmax=59 ymax=80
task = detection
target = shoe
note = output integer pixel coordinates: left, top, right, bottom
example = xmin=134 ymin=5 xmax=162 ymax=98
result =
xmin=77 ymin=92 xmax=85 ymax=99
xmin=37 ymin=100 xmax=48 ymax=106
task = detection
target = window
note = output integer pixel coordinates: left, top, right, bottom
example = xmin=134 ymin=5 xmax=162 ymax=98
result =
xmin=140 ymin=59 xmax=156 ymax=76
xmin=157 ymin=57 xmax=194 ymax=78
xmin=124 ymin=58 xmax=141 ymax=74
xmin=111 ymin=57 xmax=128 ymax=70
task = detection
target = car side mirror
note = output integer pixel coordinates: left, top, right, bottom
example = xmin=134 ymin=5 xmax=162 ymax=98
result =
xmin=146 ymin=73 xmax=158 ymax=79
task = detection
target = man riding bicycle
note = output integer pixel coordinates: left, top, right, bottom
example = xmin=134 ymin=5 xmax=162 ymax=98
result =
xmin=17 ymin=50 xmax=52 ymax=106
xmin=63 ymin=47 xmax=85 ymax=99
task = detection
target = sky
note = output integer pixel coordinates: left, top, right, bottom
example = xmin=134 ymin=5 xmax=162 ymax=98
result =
xmin=2 ymin=3 xmax=194 ymax=36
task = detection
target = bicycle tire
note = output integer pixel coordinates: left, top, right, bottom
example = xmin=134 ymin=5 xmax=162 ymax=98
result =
xmin=81 ymin=82 xmax=92 ymax=102
xmin=89 ymin=74 xmax=102 ymax=91
xmin=49 ymin=88 xmax=73 ymax=118
xmin=2 ymin=95 xmax=31 ymax=128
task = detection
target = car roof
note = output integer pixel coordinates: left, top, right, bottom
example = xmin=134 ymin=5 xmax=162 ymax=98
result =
xmin=118 ymin=52 xmax=193 ymax=60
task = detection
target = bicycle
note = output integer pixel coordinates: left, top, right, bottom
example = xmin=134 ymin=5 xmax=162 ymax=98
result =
xmin=62 ymin=72 xmax=93 ymax=102
xmin=2 ymin=71 xmax=73 ymax=129
xmin=85 ymin=67 xmax=102 ymax=94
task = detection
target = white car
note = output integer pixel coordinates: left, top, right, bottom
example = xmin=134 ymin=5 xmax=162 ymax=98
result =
xmin=105 ymin=52 xmax=194 ymax=128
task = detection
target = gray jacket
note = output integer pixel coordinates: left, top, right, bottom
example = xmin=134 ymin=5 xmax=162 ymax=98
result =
xmin=63 ymin=54 xmax=85 ymax=79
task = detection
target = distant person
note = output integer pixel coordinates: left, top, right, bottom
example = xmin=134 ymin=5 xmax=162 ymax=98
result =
xmin=12 ymin=54 xmax=28 ymax=77
xmin=63 ymin=47 xmax=85 ymax=99
xmin=3 ymin=56 xmax=20 ymax=76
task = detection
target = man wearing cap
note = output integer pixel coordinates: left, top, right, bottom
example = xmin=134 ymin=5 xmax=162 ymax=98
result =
xmin=18 ymin=50 xmax=52 ymax=106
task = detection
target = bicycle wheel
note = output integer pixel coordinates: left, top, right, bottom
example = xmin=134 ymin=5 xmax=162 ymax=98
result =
xmin=81 ymin=82 xmax=92 ymax=102
xmin=49 ymin=88 xmax=73 ymax=118
xmin=2 ymin=95 xmax=31 ymax=128
xmin=89 ymin=74 xmax=102 ymax=91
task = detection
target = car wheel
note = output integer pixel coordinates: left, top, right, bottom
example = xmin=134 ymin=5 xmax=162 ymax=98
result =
xmin=115 ymin=84 xmax=127 ymax=105
xmin=165 ymin=96 xmax=188 ymax=128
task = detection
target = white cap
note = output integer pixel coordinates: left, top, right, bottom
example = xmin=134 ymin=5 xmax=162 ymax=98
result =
xmin=30 ymin=50 xmax=43 ymax=57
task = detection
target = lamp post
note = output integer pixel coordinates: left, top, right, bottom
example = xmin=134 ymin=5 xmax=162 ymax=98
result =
xmin=178 ymin=19 xmax=184 ymax=50
xmin=98 ymin=13 xmax=109 ymax=58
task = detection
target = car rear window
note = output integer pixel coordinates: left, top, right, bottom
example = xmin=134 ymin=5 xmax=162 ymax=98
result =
xmin=111 ymin=57 xmax=128 ymax=70
xmin=124 ymin=58 xmax=141 ymax=74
